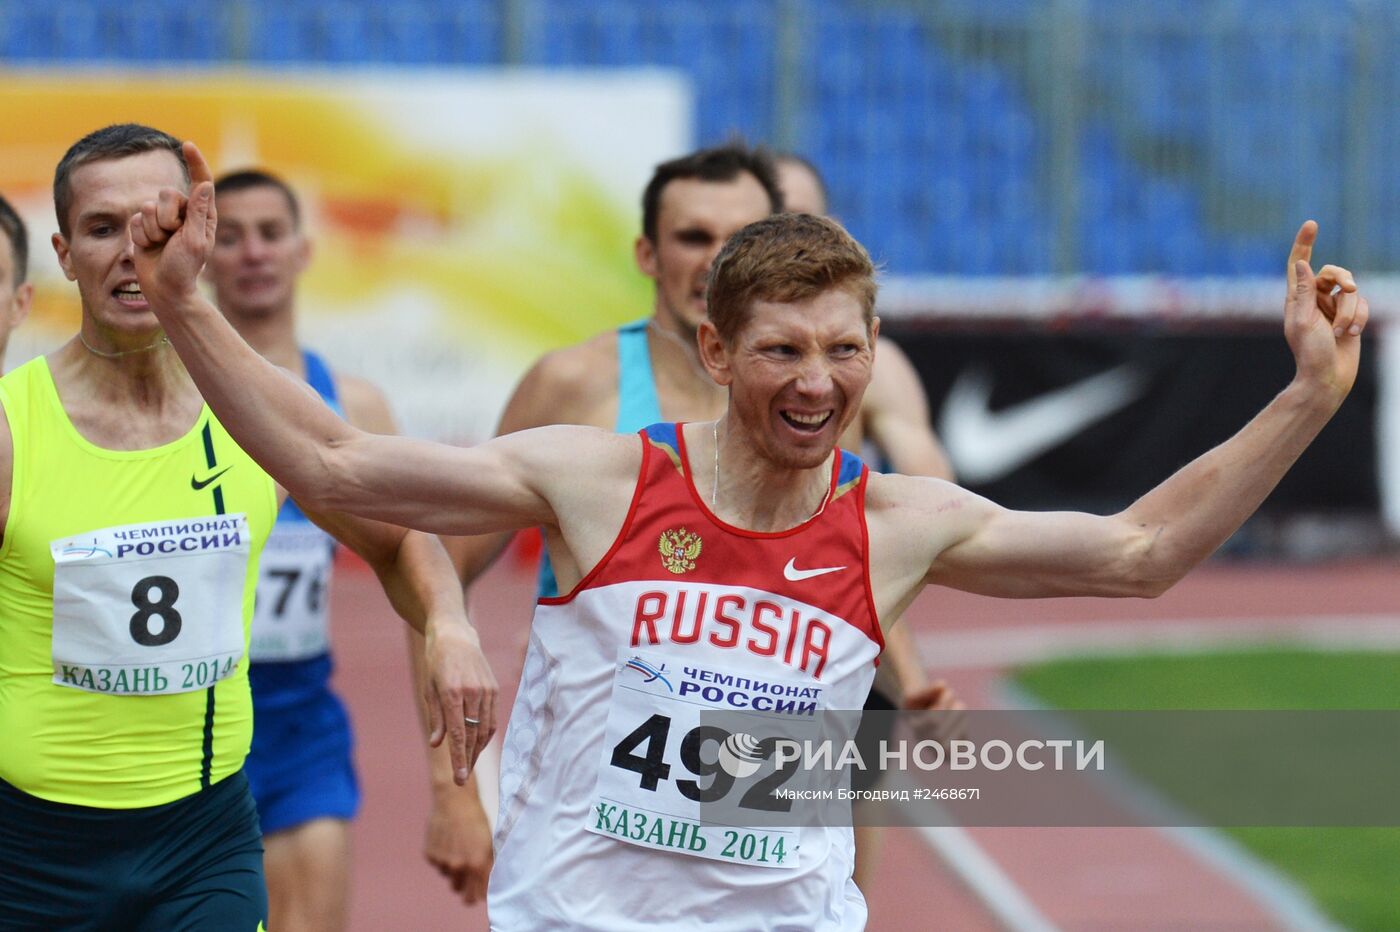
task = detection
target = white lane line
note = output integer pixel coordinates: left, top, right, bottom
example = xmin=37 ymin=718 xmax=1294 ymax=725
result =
xmin=890 ymin=772 xmax=1058 ymax=932
xmin=993 ymin=679 xmax=1345 ymax=932
xmin=940 ymin=624 xmax=1388 ymax=929
xmin=918 ymin=614 xmax=1400 ymax=669
xmin=993 ymin=679 xmax=1344 ymax=931
xmin=1161 ymin=826 xmax=1344 ymax=932
xmin=912 ymin=825 xmax=1060 ymax=932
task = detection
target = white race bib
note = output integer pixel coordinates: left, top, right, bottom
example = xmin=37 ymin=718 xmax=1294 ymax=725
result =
xmin=587 ymin=649 xmax=820 ymax=869
xmin=50 ymin=515 xmax=251 ymax=696
xmin=249 ymin=522 xmax=334 ymax=662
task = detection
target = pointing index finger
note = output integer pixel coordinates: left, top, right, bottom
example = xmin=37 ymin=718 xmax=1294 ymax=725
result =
xmin=1287 ymin=220 xmax=1318 ymax=293
xmin=181 ymin=141 xmax=218 ymax=243
xmin=182 ymin=140 xmax=214 ymax=187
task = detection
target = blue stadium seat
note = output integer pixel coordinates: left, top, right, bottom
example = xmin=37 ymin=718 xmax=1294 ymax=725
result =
xmin=375 ymin=5 xmax=439 ymax=64
xmin=21 ymin=0 xmax=1369 ymax=275
xmin=161 ymin=6 xmax=225 ymax=62
xmin=0 ymin=8 xmax=58 ymax=59
xmin=51 ymin=3 xmax=105 ymax=60
xmin=321 ymin=6 xmax=372 ymax=63
xmin=248 ymin=8 xmax=316 ymax=63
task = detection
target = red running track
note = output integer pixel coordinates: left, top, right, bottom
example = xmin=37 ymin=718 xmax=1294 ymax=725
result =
xmin=330 ymin=557 xmax=1398 ymax=930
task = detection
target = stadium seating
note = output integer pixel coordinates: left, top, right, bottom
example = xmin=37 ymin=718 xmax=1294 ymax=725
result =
xmin=0 ymin=0 xmax=1372 ymax=276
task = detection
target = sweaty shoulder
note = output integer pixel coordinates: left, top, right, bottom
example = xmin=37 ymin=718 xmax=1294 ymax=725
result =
xmin=511 ymin=424 xmax=643 ymax=581
xmin=501 ymin=331 xmax=620 ymax=433
xmin=863 ymin=471 xmax=987 ymax=618
xmin=864 ymin=470 xmax=965 ymax=523
xmin=864 ymin=472 xmax=982 ymax=564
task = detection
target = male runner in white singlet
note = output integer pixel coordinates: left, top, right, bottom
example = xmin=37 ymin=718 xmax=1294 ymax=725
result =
xmin=134 ymin=142 xmax=1365 ymax=929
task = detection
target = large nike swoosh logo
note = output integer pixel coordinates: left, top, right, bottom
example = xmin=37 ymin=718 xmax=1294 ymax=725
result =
xmin=938 ymin=364 xmax=1147 ymax=485
xmin=783 ymin=558 xmax=846 ymax=582
xmin=191 ymin=465 xmax=233 ymax=490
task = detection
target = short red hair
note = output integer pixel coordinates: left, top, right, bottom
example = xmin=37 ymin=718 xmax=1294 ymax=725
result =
xmin=706 ymin=213 xmax=876 ymax=344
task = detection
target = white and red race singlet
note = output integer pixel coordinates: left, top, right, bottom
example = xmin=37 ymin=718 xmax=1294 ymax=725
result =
xmin=489 ymin=423 xmax=883 ymax=931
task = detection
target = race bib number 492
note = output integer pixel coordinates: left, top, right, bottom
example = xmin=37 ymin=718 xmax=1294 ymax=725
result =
xmin=50 ymin=515 xmax=251 ymax=696
xmin=587 ymin=649 xmax=823 ymax=870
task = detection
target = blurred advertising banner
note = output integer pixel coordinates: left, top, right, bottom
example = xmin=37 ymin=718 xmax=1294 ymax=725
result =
xmin=885 ymin=321 xmax=1379 ymax=520
xmin=0 ymin=69 xmax=692 ymax=441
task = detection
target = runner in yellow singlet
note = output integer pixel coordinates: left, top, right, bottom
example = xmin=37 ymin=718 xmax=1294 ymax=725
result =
xmin=0 ymin=124 xmax=496 ymax=931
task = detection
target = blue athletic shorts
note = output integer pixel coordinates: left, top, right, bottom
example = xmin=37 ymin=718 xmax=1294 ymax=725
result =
xmin=0 ymin=770 xmax=266 ymax=931
xmin=245 ymin=686 xmax=359 ymax=836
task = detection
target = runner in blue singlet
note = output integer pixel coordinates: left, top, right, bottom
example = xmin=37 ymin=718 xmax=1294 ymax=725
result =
xmin=208 ymin=170 xmax=494 ymax=928
xmin=245 ymin=348 xmax=358 ymax=840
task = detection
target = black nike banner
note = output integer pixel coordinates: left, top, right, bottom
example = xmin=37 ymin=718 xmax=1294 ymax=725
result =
xmin=882 ymin=322 xmax=1378 ymax=515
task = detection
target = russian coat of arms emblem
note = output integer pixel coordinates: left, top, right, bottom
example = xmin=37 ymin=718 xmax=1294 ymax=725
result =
xmin=658 ymin=528 xmax=702 ymax=574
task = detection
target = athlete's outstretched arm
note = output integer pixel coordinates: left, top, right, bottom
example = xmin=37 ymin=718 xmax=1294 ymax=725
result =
xmin=129 ymin=142 xmax=566 ymax=537
xmin=442 ymin=336 xmax=620 ymax=586
xmin=875 ymin=222 xmax=1367 ymax=602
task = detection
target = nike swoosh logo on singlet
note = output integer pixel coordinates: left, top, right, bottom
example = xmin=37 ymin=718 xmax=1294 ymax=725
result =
xmin=783 ymin=558 xmax=846 ymax=581
xmin=190 ymin=465 xmax=233 ymax=490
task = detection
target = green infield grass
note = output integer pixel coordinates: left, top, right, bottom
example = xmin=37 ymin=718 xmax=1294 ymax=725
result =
xmin=1013 ymin=650 xmax=1400 ymax=931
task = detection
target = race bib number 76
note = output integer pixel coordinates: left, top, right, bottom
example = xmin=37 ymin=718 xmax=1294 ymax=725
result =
xmin=50 ymin=515 xmax=251 ymax=696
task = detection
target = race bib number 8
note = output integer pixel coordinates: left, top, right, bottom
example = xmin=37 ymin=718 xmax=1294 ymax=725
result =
xmin=50 ymin=515 xmax=251 ymax=696
xmin=587 ymin=649 xmax=819 ymax=869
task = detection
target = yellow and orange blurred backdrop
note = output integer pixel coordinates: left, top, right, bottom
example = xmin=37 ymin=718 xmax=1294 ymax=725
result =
xmin=0 ymin=69 xmax=691 ymax=440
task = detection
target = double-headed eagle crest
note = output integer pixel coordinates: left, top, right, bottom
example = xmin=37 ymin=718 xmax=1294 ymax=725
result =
xmin=658 ymin=528 xmax=702 ymax=574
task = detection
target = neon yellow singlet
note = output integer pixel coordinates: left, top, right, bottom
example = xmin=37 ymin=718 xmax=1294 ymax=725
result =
xmin=0 ymin=357 xmax=277 ymax=807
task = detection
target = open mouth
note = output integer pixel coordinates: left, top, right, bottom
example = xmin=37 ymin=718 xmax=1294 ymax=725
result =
xmin=113 ymin=283 xmax=146 ymax=304
xmin=781 ymin=410 xmax=832 ymax=433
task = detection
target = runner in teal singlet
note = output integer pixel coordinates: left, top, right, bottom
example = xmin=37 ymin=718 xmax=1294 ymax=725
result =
xmin=533 ymin=318 xmax=659 ymax=597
